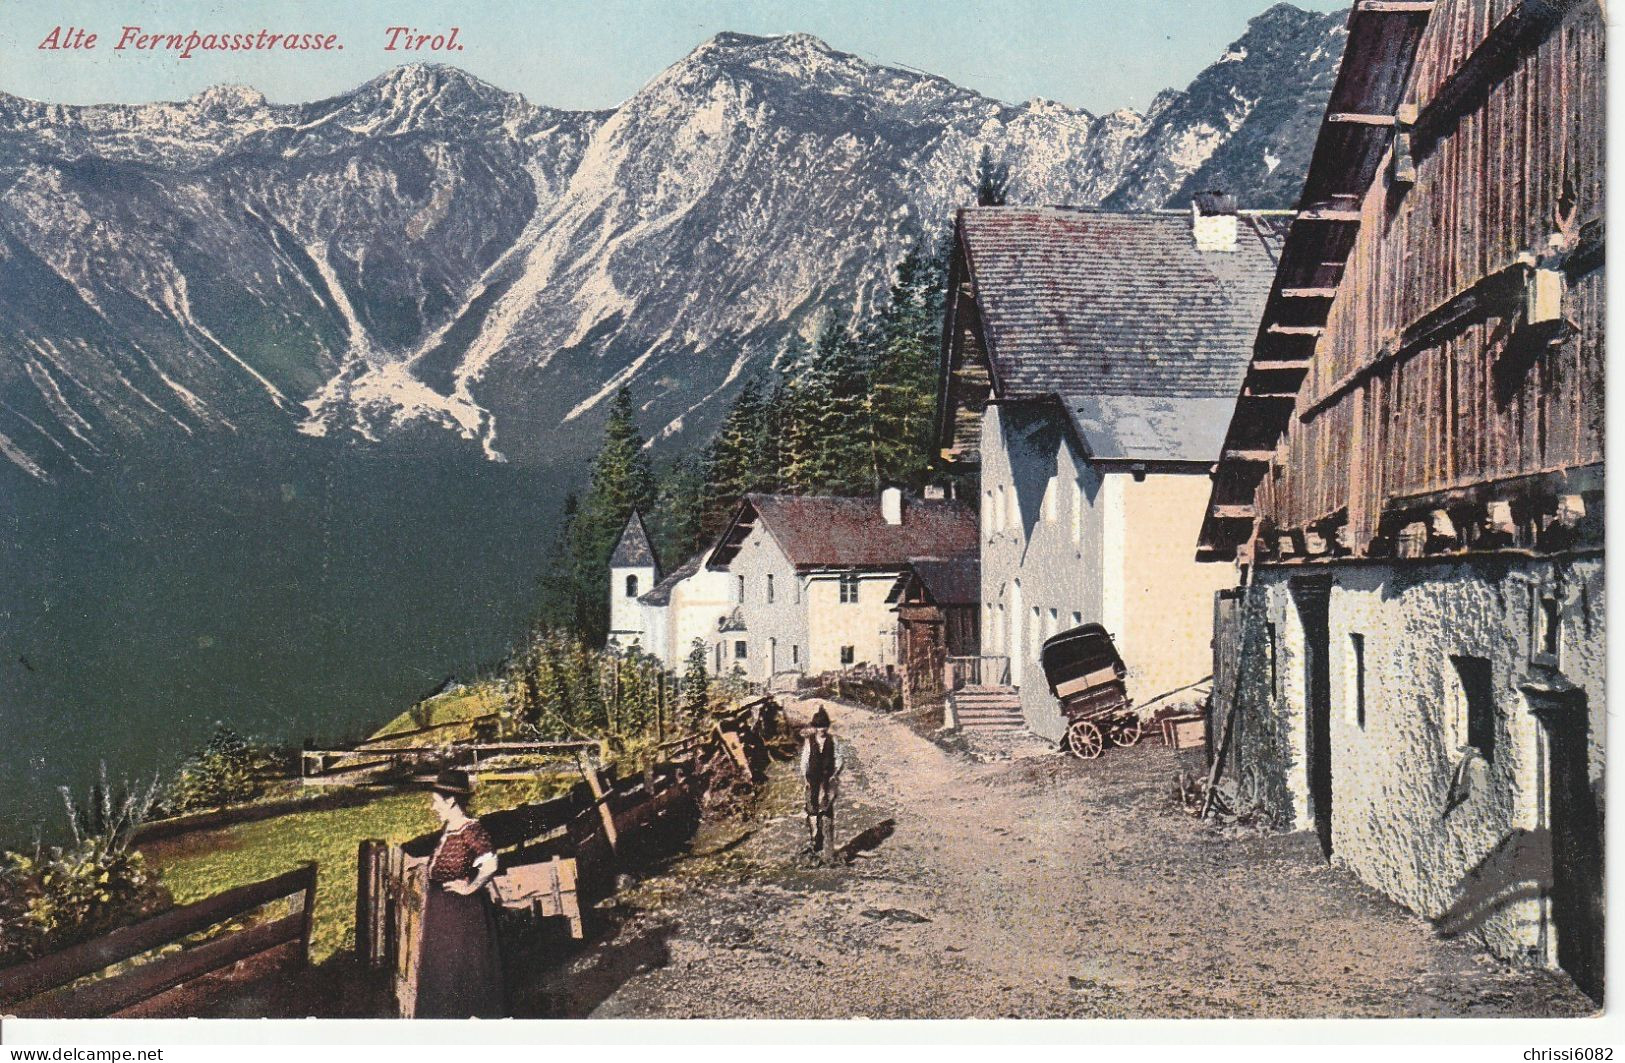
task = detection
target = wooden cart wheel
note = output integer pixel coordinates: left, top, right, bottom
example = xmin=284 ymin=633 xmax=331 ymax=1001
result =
xmin=1113 ymin=715 xmax=1143 ymax=747
xmin=1066 ymin=719 xmax=1105 ymax=759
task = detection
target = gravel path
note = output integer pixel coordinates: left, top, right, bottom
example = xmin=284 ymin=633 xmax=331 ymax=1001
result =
xmin=535 ymin=696 xmax=1595 ymax=1019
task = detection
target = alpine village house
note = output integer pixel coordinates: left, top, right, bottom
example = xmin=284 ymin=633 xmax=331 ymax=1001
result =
xmin=935 ymin=201 xmax=1285 ymax=741
xmin=1196 ymin=0 xmax=1603 ymax=1001
xmin=608 ymin=489 xmax=978 ymax=683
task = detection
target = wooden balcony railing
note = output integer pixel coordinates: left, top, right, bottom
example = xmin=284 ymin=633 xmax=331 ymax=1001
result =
xmin=945 ymin=655 xmax=1011 ymax=690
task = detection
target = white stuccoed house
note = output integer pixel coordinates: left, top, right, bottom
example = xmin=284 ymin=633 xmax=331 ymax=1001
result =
xmin=935 ymin=199 xmax=1284 ymax=739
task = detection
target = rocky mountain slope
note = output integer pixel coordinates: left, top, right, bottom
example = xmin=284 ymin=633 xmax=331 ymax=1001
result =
xmin=0 ymin=5 xmax=1347 ymax=481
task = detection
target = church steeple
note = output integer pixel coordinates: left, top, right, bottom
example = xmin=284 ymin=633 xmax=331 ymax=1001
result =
xmin=609 ymin=510 xmax=660 ymax=577
xmin=608 ymin=511 xmax=660 ymax=648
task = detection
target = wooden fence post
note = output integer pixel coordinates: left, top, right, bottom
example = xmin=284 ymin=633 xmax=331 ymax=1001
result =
xmin=356 ymin=839 xmax=388 ymax=969
xmin=585 ymin=766 xmax=620 ymax=857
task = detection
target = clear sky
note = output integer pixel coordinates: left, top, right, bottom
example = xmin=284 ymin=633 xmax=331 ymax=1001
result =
xmin=0 ymin=0 xmax=1348 ymax=115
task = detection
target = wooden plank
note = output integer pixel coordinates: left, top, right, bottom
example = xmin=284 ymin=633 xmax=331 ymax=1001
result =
xmin=1280 ymin=287 xmax=1340 ymax=299
xmin=392 ymin=857 xmax=427 ymax=1019
xmin=0 ymin=864 xmax=316 ymax=1005
xmin=21 ymin=915 xmax=304 ymax=1019
xmin=585 ymin=767 xmax=620 ymax=855
xmin=1296 ymin=209 xmax=1363 ymax=223
xmin=356 ymin=840 xmax=387 ymax=969
xmin=1355 ymin=0 xmax=1435 ymax=12
xmin=716 ymin=727 xmax=753 ymax=774
xmin=1212 ymin=505 xmax=1256 ymax=519
xmin=1328 ymin=112 xmax=1399 ymax=125
xmin=1266 ymin=324 xmax=1326 ymax=337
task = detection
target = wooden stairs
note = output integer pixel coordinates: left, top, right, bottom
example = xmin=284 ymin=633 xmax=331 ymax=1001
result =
xmin=947 ymin=685 xmax=1025 ymax=733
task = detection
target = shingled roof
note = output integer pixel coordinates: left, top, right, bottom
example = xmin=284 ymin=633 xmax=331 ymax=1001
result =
xmin=1062 ymin=393 xmax=1236 ymax=464
xmin=709 ymin=494 xmax=978 ymax=572
xmin=609 ymin=511 xmax=659 ymax=572
xmin=638 ymin=552 xmax=703 ymax=606
xmin=886 ymin=556 xmax=981 ymax=607
xmin=958 ymin=207 xmax=1286 ymax=399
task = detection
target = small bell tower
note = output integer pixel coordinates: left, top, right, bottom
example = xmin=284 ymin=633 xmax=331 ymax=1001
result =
xmin=608 ymin=511 xmax=660 ymax=649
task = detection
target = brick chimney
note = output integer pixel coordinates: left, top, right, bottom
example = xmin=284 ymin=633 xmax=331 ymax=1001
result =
xmin=881 ymin=485 xmax=904 ymax=525
xmin=1191 ymin=190 xmax=1238 ymax=252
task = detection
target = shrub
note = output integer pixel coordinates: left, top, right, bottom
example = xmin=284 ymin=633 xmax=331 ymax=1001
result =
xmin=0 ymin=766 xmax=171 ymax=968
xmin=165 ymin=724 xmax=277 ymax=814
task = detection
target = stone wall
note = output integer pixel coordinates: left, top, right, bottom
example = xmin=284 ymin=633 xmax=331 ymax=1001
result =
xmin=1220 ymin=554 xmax=1604 ymax=972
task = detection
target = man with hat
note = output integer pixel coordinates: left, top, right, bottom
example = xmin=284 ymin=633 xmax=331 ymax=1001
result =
xmin=799 ymin=705 xmax=845 ymax=864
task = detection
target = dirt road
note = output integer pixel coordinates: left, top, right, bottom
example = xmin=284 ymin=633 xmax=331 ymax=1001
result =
xmin=532 ymin=697 xmax=1594 ymax=1019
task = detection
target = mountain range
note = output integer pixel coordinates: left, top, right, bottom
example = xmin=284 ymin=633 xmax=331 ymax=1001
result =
xmin=0 ymin=4 xmax=1347 ymax=832
xmin=0 ymin=5 xmax=1346 ymax=480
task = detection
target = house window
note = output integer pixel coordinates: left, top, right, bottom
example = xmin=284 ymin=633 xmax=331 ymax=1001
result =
xmin=1071 ymin=611 xmax=1082 ymax=628
xmin=1349 ymin=633 xmax=1366 ymax=728
xmin=1539 ymin=597 xmax=1562 ymax=661
xmin=839 ymin=573 xmax=860 ymax=604
xmin=1266 ymin=622 xmax=1279 ymax=699
xmin=766 ymin=574 xmax=775 ymax=604
xmin=840 ymin=645 xmax=855 ymax=665
xmin=1071 ymin=477 xmax=1083 ymax=544
xmin=1453 ymin=655 xmax=1496 ymax=763
xmin=1048 ymin=608 xmax=1059 ymax=639
xmin=734 ymin=640 xmax=749 ymax=661
xmin=625 ymin=574 xmax=639 ymax=598
xmin=792 ymin=645 xmax=799 ymax=665
xmin=736 ymin=575 xmax=746 ymax=603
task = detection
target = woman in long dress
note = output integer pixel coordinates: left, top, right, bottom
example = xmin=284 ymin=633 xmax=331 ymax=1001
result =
xmin=415 ymin=769 xmax=504 ymax=1018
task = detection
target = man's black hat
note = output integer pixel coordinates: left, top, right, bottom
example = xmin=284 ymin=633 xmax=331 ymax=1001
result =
xmin=810 ymin=707 xmax=831 ymax=729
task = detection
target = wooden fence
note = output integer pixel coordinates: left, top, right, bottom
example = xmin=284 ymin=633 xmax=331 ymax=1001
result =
xmin=0 ymin=864 xmax=317 ymax=1018
xmin=357 ymin=697 xmax=781 ymax=1017
xmin=300 ymin=740 xmax=602 ymax=783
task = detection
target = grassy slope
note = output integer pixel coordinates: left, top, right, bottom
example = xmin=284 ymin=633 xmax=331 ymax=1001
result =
xmin=367 ymin=685 xmax=502 ymax=744
xmin=142 ymin=777 xmax=569 ymax=964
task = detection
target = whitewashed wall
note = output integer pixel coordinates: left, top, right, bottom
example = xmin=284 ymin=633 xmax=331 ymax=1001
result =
xmin=1227 ymin=556 xmax=1604 ymax=967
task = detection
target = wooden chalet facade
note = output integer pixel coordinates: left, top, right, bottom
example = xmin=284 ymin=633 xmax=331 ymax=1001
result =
xmin=1198 ymin=0 xmax=1603 ymax=1001
xmin=887 ymin=557 xmax=981 ymax=711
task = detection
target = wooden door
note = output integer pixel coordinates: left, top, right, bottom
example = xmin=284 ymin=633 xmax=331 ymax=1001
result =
xmin=1528 ymin=680 xmax=1603 ymax=1003
xmin=1291 ymin=577 xmax=1333 ymax=858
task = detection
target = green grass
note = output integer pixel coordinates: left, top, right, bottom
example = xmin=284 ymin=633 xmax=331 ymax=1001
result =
xmin=142 ymin=777 xmax=571 ymax=965
xmin=369 ymin=685 xmax=502 ymax=744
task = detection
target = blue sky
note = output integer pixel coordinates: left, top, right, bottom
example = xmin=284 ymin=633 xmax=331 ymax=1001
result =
xmin=1 ymin=1 xmax=1348 ymax=114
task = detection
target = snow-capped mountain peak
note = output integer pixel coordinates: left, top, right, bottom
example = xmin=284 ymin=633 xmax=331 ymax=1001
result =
xmin=0 ymin=7 xmax=1347 ymax=483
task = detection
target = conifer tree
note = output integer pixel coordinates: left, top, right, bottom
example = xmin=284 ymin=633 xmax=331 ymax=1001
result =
xmin=863 ymin=236 xmax=952 ymax=488
xmin=972 ymin=145 xmax=1011 ymax=206
xmin=680 ymin=638 xmax=710 ymax=728
xmin=703 ymin=376 xmax=767 ymax=529
xmin=564 ymin=386 xmax=657 ymax=643
xmin=653 ymin=453 xmax=708 ymax=564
